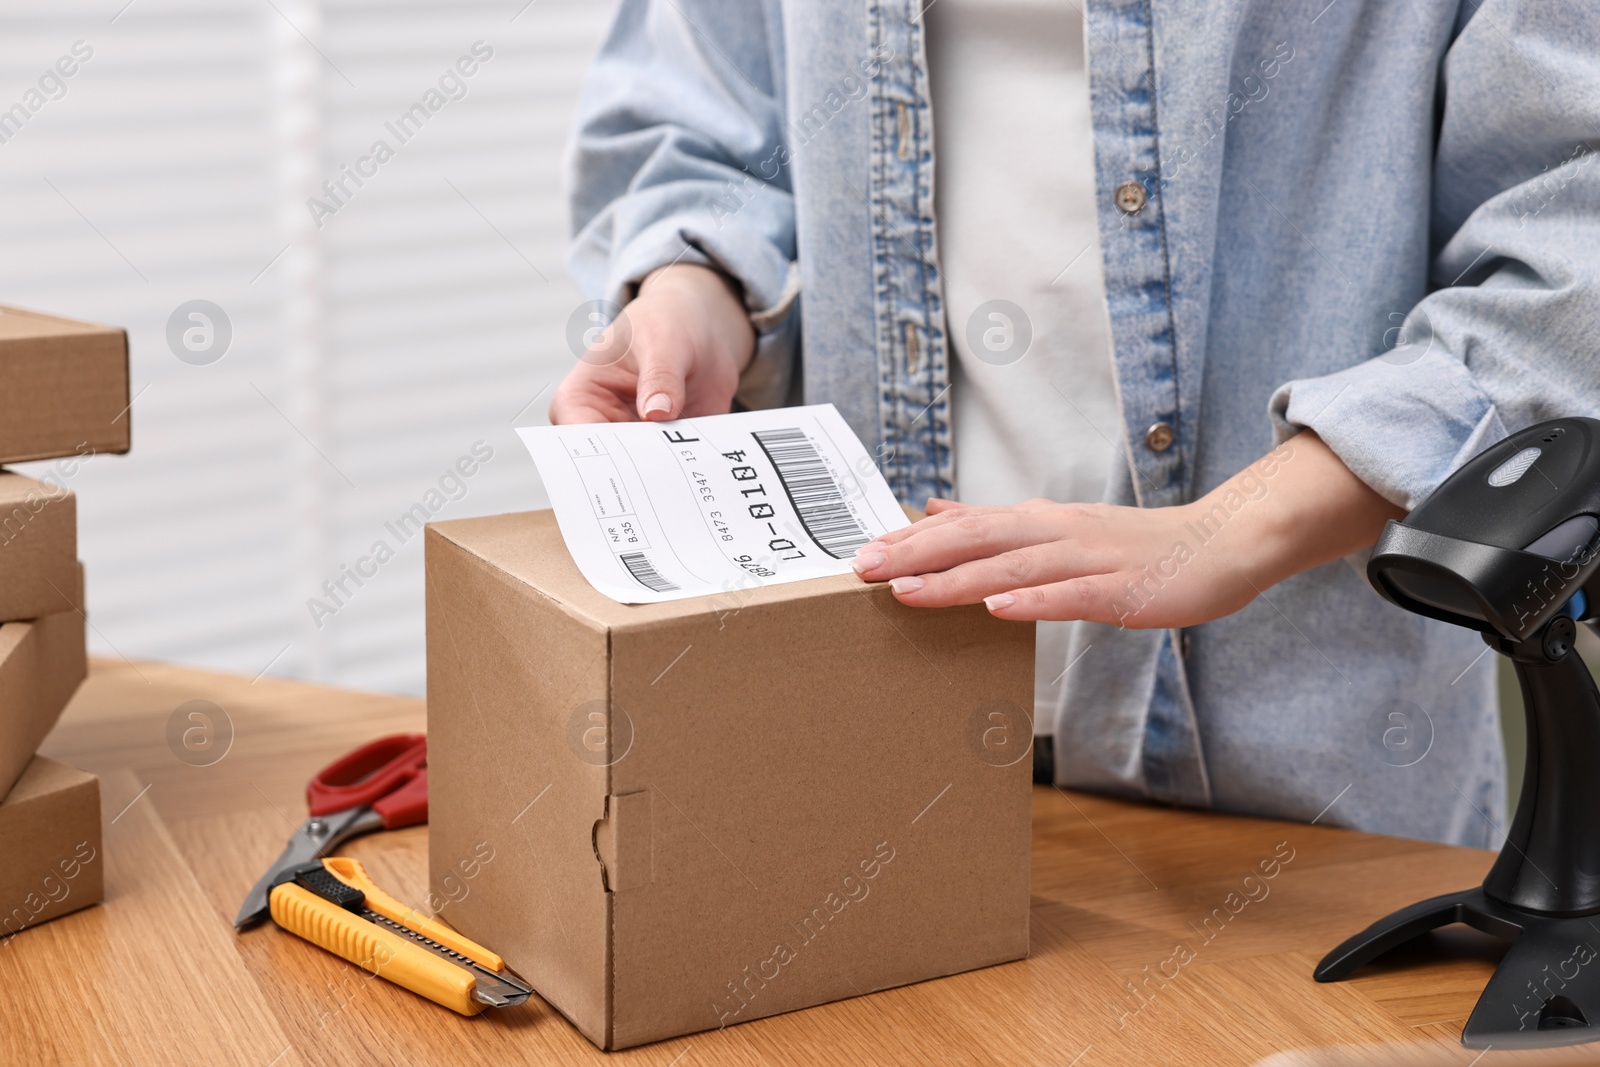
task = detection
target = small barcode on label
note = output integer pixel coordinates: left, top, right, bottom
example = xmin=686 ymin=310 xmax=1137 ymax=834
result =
xmin=620 ymin=551 xmax=679 ymax=593
xmin=753 ymin=427 xmax=873 ymax=559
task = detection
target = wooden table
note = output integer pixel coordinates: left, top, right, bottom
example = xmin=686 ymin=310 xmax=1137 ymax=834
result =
xmin=3 ymin=660 xmax=1586 ymax=1066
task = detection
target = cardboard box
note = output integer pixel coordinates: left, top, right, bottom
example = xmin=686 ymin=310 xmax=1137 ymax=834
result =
xmin=0 ymin=756 xmax=103 ymax=938
xmin=0 ymin=471 xmax=77 ymax=624
xmin=426 ymin=510 xmax=1033 ymax=1050
xmin=0 ymin=305 xmax=130 ymax=465
xmin=0 ymin=567 xmax=87 ymax=799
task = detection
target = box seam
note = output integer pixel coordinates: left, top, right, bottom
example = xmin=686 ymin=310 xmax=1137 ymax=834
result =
xmin=604 ymin=623 xmax=616 ymax=1050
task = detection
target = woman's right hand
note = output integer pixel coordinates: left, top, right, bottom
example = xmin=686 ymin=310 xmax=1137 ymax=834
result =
xmin=549 ymin=263 xmax=757 ymax=424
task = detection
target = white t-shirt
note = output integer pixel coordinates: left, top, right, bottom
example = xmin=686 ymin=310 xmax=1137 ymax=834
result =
xmin=925 ymin=0 xmax=1121 ymax=731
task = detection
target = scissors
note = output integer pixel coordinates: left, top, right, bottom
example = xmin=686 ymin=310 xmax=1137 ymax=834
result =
xmin=234 ymin=732 xmax=429 ymax=929
xmin=233 ymin=733 xmax=532 ymax=1014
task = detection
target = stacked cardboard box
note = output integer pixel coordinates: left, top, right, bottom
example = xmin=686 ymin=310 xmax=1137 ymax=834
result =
xmin=0 ymin=305 xmax=129 ymax=938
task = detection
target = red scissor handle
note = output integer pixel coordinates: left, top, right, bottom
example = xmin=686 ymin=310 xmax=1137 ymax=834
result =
xmin=306 ymin=733 xmax=428 ymax=829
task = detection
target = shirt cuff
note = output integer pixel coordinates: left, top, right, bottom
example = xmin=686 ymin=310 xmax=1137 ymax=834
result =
xmin=736 ymin=262 xmax=800 ymax=410
xmin=601 ymin=220 xmax=800 ymax=412
xmin=1268 ymin=349 xmax=1509 ymax=511
xmin=601 ymin=216 xmax=795 ymax=321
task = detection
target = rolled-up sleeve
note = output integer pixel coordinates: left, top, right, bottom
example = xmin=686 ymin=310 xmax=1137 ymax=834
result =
xmin=1269 ymin=2 xmax=1600 ymax=510
xmin=566 ymin=0 xmax=799 ymax=408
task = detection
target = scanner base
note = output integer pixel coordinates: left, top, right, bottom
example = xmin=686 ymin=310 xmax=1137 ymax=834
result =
xmin=1316 ymin=615 xmax=1600 ymax=1048
xmin=1315 ymin=886 xmax=1600 ymax=1048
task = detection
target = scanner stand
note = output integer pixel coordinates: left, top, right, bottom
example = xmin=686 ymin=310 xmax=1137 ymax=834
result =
xmin=1315 ymin=613 xmax=1600 ymax=1048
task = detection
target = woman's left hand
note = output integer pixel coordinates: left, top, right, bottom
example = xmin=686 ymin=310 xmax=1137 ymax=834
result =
xmin=849 ymin=496 xmax=1261 ymax=628
xmin=849 ymin=432 xmax=1405 ymax=628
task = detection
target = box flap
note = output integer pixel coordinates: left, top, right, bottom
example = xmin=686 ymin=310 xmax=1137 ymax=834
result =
xmin=428 ymin=510 xmax=885 ymax=634
xmin=594 ymin=790 xmax=652 ymax=893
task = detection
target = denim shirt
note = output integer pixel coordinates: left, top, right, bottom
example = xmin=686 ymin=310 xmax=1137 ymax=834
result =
xmin=565 ymin=0 xmax=1600 ymax=846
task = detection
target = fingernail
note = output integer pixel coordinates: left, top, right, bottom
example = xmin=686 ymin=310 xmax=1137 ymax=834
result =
xmin=984 ymin=593 xmax=1016 ymax=612
xmin=642 ymin=393 xmax=673 ymax=417
xmin=851 ymin=550 xmax=886 ymax=574
xmin=889 ymin=576 xmax=925 ymax=595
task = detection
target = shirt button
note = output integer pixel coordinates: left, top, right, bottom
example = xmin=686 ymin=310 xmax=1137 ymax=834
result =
xmin=1145 ymin=422 xmax=1175 ymax=452
xmin=1114 ymin=180 xmax=1147 ymax=214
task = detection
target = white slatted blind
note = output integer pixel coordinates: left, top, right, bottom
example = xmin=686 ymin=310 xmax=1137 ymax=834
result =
xmin=0 ymin=0 xmax=609 ymax=694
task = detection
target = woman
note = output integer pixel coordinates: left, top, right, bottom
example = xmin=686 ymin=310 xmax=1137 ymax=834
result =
xmin=549 ymin=0 xmax=1600 ymax=846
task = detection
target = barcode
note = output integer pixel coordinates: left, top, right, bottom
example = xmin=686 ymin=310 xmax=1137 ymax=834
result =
xmin=620 ymin=552 xmax=679 ymax=593
xmin=752 ymin=427 xmax=873 ymax=559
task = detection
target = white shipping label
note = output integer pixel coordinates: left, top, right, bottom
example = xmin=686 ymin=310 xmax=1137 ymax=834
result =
xmin=517 ymin=404 xmax=911 ymax=604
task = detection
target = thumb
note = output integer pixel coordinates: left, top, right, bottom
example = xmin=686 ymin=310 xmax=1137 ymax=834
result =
xmin=633 ymin=351 xmax=691 ymax=422
xmin=633 ymin=338 xmax=691 ymax=422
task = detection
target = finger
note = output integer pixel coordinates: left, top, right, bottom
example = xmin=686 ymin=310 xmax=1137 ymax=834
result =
xmin=924 ymin=497 xmax=968 ymax=515
xmin=549 ymin=398 xmax=624 ymax=425
xmin=631 ymin=328 xmax=693 ymax=422
xmin=857 ymin=511 xmax=1076 ymax=579
xmin=870 ymin=503 xmax=1027 ymax=548
xmin=980 ymin=575 xmax=1132 ymax=624
xmin=680 ymin=390 xmax=740 ymax=418
xmin=677 ymin=359 xmax=743 ymax=418
xmin=549 ymin=373 xmax=638 ymax=425
xmin=881 ymin=498 xmax=1105 ymax=553
xmin=885 ymin=545 xmax=1102 ymax=607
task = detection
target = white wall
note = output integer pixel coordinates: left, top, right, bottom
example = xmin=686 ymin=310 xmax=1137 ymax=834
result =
xmin=0 ymin=0 xmax=612 ymax=693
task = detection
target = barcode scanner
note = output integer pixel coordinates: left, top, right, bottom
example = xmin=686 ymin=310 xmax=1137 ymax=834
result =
xmin=1315 ymin=416 xmax=1600 ymax=1048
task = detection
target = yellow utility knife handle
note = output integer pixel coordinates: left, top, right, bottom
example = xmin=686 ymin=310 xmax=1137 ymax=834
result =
xmin=320 ymin=857 xmax=506 ymax=972
xmin=269 ymin=881 xmax=483 ymax=1015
